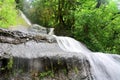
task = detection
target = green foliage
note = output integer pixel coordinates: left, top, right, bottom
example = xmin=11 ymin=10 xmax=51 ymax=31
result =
xmin=39 ymin=70 xmax=54 ymax=79
xmin=0 ymin=57 xmax=13 ymax=71
xmin=20 ymin=0 xmax=76 ymax=29
xmin=17 ymin=0 xmax=120 ymax=54
xmin=62 ymin=69 xmax=67 ymax=75
xmin=74 ymin=1 xmax=120 ymax=54
xmin=22 ymin=0 xmax=54 ymax=27
xmin=0 ymin=0 xmax=17 ymax=28
xmin=7 ymin=57 xmax=13 ymax=70
xmin=74 ymin=66 xmax=79 ymax=74
xmin=16 ymin=14 xmax=30 ymax=26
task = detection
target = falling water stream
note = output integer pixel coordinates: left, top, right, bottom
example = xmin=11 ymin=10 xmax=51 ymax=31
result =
xmin=12 ymin=9 xmax=120 ymax=80
xmin=19 ymin=10 xmax=32 ymax=26
xmin=53 ymin=35 xmax=120 ymax=80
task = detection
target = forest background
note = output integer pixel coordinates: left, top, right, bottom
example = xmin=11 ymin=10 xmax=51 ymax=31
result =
xmin=0 ymin=0 xmax=120 ymax=54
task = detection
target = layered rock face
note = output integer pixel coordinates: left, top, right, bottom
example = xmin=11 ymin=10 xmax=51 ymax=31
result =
xmin=0 ymin=28 xmax=92 ymax=80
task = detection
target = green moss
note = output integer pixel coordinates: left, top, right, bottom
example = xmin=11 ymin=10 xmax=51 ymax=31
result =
xmin=74 ymin=66 xmax=79 ymax=74
xmin=39 ymin=70 xmax=54 ymax=79
xmin=7 ymin=57 xmax=13 ymax=70
xmin=62 ymin=68 xmax=67 ymax=75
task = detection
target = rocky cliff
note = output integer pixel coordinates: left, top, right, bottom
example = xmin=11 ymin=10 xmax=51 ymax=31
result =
xmin=0 ymin=28 xmax=92 ymax=80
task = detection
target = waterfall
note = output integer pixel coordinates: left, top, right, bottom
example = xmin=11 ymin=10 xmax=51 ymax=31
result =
xmin=19 ymin=10 xmax=32 ymax=26
xmin=17 ymin=10 xmax=54 ymax=35
xmin=53 ymin=35 xmax=120 ymax=80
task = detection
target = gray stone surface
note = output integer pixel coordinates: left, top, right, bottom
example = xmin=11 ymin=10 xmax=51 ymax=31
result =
xmin=0 ymin=28 xmax=92 ymax=80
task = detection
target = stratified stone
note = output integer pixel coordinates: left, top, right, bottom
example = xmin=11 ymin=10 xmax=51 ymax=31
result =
xmin=0 ymin=28 xmax=92 ymax=80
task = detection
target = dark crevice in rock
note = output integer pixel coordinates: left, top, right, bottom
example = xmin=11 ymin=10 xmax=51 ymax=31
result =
xmin=83 ymin=59 xmax=93 ymax=80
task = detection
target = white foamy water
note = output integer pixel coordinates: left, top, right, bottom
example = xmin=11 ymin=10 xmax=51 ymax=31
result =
xmin=19 ymin=10 xmax=32 ymax=26
xmin=53 ymin=35 xmax=120 ymax=80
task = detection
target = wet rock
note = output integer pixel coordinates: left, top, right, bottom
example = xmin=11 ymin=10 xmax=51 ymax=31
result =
xmin=0 ymin=28 xmax=92 ymax=80
xmin=9 ymin=24 xmax=54 ymax=35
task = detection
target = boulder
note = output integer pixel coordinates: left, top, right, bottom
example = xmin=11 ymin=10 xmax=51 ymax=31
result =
xmin=0 ymin=28 xmax=92 ymax=80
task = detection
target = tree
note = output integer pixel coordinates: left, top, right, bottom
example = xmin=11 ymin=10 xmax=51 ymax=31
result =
xmin=20 ymin=0 xmax=77 ymax=36
xmin=73 ymin=0 xmax=120 ymax=54
xmin=16 ymin=0 xmax=120 ymax=54
xmin=0 ymin=0 xmax=17 ymax=28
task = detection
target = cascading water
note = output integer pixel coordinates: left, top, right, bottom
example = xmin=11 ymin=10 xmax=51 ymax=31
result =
xmin=15 ymin=10 xmax=54 ymax=34
xmin=19 ymin=10 xmax=32 ymax=26
xmin=53 ymin=35 xmax=120 ymax=80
